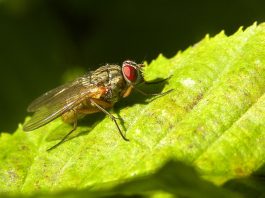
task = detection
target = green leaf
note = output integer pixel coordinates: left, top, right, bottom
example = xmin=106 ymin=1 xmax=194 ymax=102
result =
xmin=1 ymin=160 xmax=240 ymax=198
xmin=1 ymin=22 xmax=265 ymax=197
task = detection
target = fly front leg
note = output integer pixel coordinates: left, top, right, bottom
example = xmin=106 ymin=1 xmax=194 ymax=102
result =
xmin=143 ymin=75 xmax=172 ymax=85
xmin=135 ymin=75 xmax=174 ymax=97
xmin=132 ymin=86 xmax=173 ymax=97
xmin=89 ymin=98 xmax=129 ymax=141
xmin=122 ymin=76 xmax=173 ymax=98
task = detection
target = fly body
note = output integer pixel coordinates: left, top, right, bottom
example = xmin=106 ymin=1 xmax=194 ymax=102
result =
xmin=23 ymin=60 xmax=172 ymax=150
xmin=60 ymin=65 xmax=127 ymax=124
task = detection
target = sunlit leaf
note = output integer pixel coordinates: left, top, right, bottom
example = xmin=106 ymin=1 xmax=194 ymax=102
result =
xmin=1 ymin=22 xmax=265 ymax=197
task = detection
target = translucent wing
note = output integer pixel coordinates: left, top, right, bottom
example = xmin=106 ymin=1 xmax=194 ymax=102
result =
xmin=23 ymin=76 xmax=94 ymax=131
xmin=27 ymin=72 xmax=92 ymax=112
xmin=27 ymin=83 xmax=73 ymax=112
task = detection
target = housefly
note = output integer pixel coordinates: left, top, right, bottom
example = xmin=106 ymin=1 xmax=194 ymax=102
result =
xmin=23 ymin=60 xmax=172 ymax=150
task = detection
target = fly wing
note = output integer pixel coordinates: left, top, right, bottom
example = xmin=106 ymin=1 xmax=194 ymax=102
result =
xmin=27 ymin=73 xmax=92 ymax=112
xmin=27 ymin=83 xmax=73 ymax=112
xmin=23 ymin=76 xmax=95 ymax=131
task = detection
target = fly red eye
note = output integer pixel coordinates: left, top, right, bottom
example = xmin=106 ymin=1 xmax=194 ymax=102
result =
xmin=122 ymin=64 xmax=138 ymax=83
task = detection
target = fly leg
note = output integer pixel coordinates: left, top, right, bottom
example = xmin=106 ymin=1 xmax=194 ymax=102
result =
xmin=137 ymin=75 xmax=173 ymax=96
xmin=138 ymin=76 xmax=174 ymax=96
xmin=132 ymin=86 xmax=173 ymax=97
xmin=89 ymin=99 xmax=129 ymax=141
xmin=47 ymin=110 xmax=77 ymax=151
xmin=144 ymin=75 xmax=172 ymax=85
xmin=122 ymin=76 xmax=173 ymax=98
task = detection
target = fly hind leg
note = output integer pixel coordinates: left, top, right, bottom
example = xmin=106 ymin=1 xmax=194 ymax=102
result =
xmin=47 ymin=110 xmax=78 ymax=151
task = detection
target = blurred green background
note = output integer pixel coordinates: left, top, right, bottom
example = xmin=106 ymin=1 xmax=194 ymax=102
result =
xmin=0 ymin=0 xmax=264 ymax=132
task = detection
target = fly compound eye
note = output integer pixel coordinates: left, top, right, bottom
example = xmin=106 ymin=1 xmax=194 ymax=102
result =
xmin=122 ymin=61 xmax=139 ymax=84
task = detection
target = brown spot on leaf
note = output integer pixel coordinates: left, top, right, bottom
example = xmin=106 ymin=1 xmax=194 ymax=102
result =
xmin=184 ymin=92 xmax=204 ymax=112
xmin=234 ymin=167 xmax=246 ymax=176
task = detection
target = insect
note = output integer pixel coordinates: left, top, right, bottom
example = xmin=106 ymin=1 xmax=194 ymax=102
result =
xmin=23 ymin=60 xmax=172 ymax=150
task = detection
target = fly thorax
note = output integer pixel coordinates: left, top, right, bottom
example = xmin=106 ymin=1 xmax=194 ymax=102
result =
xmin=105 ymin=65 xmax=126 ymax=103
xmin=88 ymin=64 xmax=126 ymax=103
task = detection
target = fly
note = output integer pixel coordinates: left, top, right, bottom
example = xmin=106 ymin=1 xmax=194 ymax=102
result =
xmin=23 ymin=60 xmax=173 ymax=150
